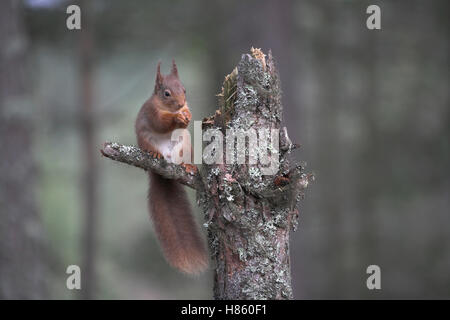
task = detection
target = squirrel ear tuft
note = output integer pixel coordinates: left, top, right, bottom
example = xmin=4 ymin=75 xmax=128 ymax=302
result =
xmin=171 ymin=59 xmax=179 ymax=78
xmin=155 ymin=61 xmax=163 ymax=90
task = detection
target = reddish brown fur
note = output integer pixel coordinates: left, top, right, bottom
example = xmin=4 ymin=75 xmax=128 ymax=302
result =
xmin=135 ymin=61 xmax=207 ymax=274
xmin=148 ymin=171 xmax=208 ymax=274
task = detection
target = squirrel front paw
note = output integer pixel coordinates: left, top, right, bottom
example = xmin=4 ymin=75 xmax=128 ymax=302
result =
xmin=175 ymin=110 xmax=191 ymax=128
xmin=182 ymin=108 xmax=192 ymax=122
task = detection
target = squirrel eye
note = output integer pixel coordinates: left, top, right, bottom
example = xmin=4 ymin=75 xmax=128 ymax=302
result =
xmin=164 ymin=90 xmax=171 ymax=97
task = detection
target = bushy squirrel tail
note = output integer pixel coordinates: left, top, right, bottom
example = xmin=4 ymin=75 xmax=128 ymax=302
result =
xmin=148 ymin=171 xmax=208 ymax=274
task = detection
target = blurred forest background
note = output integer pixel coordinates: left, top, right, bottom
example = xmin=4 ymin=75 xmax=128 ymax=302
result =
xmin=0 ymin=0 xmax=448 ymax=299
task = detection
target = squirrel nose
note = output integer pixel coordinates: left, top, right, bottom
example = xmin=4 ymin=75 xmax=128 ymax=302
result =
xmin=178 ymin=103 xmax=184 ymax=109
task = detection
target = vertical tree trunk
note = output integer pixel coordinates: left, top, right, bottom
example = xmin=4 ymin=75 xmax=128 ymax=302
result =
xmin=0 ymin=0 xmax=47 ymax=299
xmin=79 ymin=0 xmax=98 ymax=299
xmin=199 ymin=49 xmax=309 ymax=299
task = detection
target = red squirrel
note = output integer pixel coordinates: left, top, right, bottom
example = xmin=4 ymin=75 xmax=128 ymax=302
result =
xmin=135 ymin=60 xmax=208 ymax=274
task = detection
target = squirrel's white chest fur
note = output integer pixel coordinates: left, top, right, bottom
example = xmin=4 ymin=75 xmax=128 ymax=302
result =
xmin=149 ymin=130 xmax=190 ymax=163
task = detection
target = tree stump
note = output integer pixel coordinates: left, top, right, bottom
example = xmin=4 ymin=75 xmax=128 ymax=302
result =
xmin=101 ymin=48 xmax=312 ymax=299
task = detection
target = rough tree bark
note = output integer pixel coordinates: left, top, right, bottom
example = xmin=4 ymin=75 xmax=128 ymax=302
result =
xmin=101 ymin=49 xmax=312 ymax=299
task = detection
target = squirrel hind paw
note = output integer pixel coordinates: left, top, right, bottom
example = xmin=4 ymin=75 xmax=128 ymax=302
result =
xmin=181 ymin=163 xmax=198 ymax=174
xmin=149 ymin=150 xmax=163 ymax=159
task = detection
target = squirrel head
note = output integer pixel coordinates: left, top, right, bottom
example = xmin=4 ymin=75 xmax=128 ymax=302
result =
xmin=154 ymin=60 xmax=186 ymax=112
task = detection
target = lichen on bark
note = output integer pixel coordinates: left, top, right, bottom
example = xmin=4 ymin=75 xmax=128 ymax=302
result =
xmin=200 ymin=48 xmax=311 ymax=299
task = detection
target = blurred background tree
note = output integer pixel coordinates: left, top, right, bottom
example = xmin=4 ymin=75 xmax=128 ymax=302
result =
xmin=0 ymin=0 xmax=447 ymax=299
xmin=0 ymin=0 xmax=47 ymax=299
